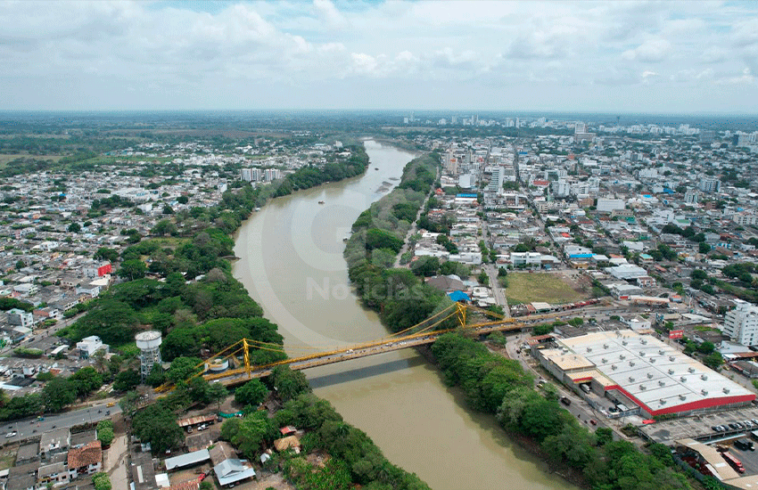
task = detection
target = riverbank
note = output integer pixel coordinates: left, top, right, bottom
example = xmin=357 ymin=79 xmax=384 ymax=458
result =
xmin=235 ymin=141 xmax=575 ymax=490
xmin=342 ymin=151 xmax=696 ymax=490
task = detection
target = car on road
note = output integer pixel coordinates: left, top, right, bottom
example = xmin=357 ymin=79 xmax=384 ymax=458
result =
xmin=5 ymin=431 xmax=16 ymax=437
xmin=589 ymin=419 xmax=597 ymax=426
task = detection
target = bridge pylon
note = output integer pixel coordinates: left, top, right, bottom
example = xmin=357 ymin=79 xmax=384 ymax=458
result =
xmin=456 ymin=303 xmax=467 ymax=327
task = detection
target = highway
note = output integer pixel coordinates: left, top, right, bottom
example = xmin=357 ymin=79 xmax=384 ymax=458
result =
xmin=3 ymin=403 xmax=122 ymax=443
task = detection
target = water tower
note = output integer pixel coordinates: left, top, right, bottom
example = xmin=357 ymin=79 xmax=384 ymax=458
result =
xmin=136 ymin=331 xmax=162 ymax=381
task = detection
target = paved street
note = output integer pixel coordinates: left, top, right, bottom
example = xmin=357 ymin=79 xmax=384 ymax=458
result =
xmin=3 ymin=403 xmax=122 ymax=443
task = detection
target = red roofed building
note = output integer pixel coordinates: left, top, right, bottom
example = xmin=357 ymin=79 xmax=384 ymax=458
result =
xmin=533 ymin=180 xmax=550 ymax=187
xmin=68 ymin=440 xmax=102 ymax=479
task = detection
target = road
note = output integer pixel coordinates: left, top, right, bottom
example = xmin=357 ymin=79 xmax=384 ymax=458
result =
xmin=504 ymin=332 xmax=617 ymax=436
xmin=393 ymin=167 xmax=439 ymax=268
xmin=3 ymin=403 xmax=122 ymax=443
xmin=484 ymin=264 xmax=510 ymax=317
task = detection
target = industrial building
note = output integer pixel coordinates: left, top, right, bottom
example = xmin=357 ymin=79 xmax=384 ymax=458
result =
xmin=535 ymin=330 xmax=754 ymax=417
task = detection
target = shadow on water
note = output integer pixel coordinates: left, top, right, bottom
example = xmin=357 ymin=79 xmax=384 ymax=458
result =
xmin=414 ymin=360 xmax=566 ymax=474
xmin=307 ymin=356 xmax=427 ymax=389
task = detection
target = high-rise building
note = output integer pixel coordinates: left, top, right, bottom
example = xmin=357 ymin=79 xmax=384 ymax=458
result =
xmin=486 ymin=168 xmax=504 ymax=193
xmin=699 ymin=178 xmax=721 ymax=194
xmin=264 ymin=168 xmax=281 ymax=181
xmin=724 ymin=301 xmax=758 ymax=346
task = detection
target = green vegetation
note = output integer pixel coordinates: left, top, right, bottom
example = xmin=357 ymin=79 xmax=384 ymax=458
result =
xmin=274 ymin=146 xmax=369 ymax=196
xmin=344 ymin=153 xmax=452 ymax=332
xmin=432 ymin=333 xmax=691 ymax=490
xmin=97 ymin=419 xmax=115 ymax=446
xmin=505 ymin=273 xmax=586 ymax=305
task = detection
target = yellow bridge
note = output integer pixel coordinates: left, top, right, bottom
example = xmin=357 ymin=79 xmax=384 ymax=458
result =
xmin=156 ymin=303 xmax=580 ymax=391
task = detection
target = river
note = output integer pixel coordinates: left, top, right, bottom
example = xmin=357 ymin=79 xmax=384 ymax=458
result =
xmin=232 ymin=140 xmax=573 ymax=490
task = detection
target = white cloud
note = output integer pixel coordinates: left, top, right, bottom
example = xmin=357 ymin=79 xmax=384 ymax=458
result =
xmin=0 ymin=0 xmax=756 ymax=111
xmin=622 ymin=39 xmax=672 ymax=62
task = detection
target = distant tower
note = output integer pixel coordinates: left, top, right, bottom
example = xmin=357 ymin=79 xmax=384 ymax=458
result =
xmin=136 ymin=331 xmax=162 ymax=381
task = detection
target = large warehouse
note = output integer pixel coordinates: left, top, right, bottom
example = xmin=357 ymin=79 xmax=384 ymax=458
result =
xmin=536 ymin=330 xmax=755 ymax=417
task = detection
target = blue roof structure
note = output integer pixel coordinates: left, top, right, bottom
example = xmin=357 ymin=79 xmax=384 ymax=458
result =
xmin=448 ymin=290 xmax=471 ymax=302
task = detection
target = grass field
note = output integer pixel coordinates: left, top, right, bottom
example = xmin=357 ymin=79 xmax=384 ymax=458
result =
xmin=0 ymin=153 xmax=61 ymax=168
xmin=506 ymin=272 xmax=588 ymax=305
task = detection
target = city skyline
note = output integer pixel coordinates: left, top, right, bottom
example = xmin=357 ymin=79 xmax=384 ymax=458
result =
xmin=1 ymin=1 xmax=757 ymax=113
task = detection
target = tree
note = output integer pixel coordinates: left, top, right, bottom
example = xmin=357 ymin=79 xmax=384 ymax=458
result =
xmin=208 ymin=383 xmax=228 ymax=410
xmin=696 ymin=341 xmax=715 ymax=355
xmin=113 ymin=370 xmax=140 ymax=392
xmin=235 ymin=379 xmax=269 ymax=408
xmin=152 ymin=220 xmax=177 ymax=237
xmin=92 ymin=473 xmax=112 ymax=490
xmin=699 ymin=242 xmax=711 ymax=254
xmin=118 ymin=391 xmax=140 ymax=420
xmin=487 ymin=331 xmax=507 ymax=347
xmin=177 ymin=195 xmax=189 ymax=204
xmin=145 ymin=365 xmax=166 ymax=387
xmin=166 ymin=357 xmax=203 ymax=384
xmin=68 ymin=223 xmax=81 ymax=233
xmin=222 ymin=411 xmax=275 ymax=459
xmin=162 ymin=204 xmax=174 ymax=215
xmin=477 ymin=270 xmax=489 ymax=285
xmin=691 ymin=269 xmax=708 ymax=281
xmin=132 ymin=404 xmax=184 ymax=453
xmin=15 ymin=260 xmax=25 ymax=270
xmin=97 ymin=426 xmax=114 ymax=446
xmin=704 ymin=352 xmax=724 ymax=370
xmin=69 ymin=367 xmax=103 ymax=397
xmin=271 ymin=366 xmax=311 ymax=402
xmin=42 ymin=377 xmax=76 ymax=412
xmin=94 ymin=247 xmax=119 ymax=262
xmin=118 ymin=260 xmax=147 ymax=280
xmin=411 ymin=256 xmax=439 ymax=277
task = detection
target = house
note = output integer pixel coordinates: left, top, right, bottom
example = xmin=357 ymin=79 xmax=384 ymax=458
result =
xmin=426 ymin=275 xmax=466 ymax=293
xmin=68 ymin=440 xmax=102 ymax=479
xmin=40 ymin=428 xmax=70 ymax=459
xmin=7 ymin=462 xmax=40 ymax=490
xmin=37 ymin=462 xmax=69 ymax=487
xmin=76 ymin=336 xmax=108 ymax=359
xmin=213 ymin=459 xmax=256 ymax=488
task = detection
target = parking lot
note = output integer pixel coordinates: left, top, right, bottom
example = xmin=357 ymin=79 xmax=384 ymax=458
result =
xmin=641 ymin=406 xmax=758 ymax=446
xmin=730 ymin=443 xmax=758 ymax=476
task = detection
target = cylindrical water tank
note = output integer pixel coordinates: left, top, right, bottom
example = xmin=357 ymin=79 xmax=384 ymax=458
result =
xmin=136 ymin=331 xmax=162 ymax=350
xmin=208 ymin=359 xmax=229 ymax=373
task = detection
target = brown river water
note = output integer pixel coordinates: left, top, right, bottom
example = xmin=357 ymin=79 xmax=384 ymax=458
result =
xmin=232 ymin=140 xmax=573 ymax=490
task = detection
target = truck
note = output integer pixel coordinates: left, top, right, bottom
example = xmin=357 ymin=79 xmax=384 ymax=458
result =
xmin=722 ymin=451 xmax=745 ymax=473
xmin=735 ymin=439 xmax=755 ymax=451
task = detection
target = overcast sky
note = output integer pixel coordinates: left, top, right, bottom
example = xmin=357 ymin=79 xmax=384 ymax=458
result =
xmin=1 ymin=0 xmax=756 ymax=113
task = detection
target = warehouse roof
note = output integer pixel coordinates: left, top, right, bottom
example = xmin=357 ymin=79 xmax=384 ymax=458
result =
xmin=559 ymin=331 xmax=754 ymax=416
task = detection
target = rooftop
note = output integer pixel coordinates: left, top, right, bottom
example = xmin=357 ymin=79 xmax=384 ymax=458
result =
xmin=559 ymin=331 xmax=754 ymax=415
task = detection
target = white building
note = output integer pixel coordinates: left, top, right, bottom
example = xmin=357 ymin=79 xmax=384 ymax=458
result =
xmin=724 ymin=301 xmax=758 ymax=346
xmin=733 ymin=213 xmax=758 ymax=226
xmin=699 ymin=178 xmax=721 ymax=194
xmin=596 ymin=198 xmax=626 ymax=213
xmin=76 ymin=336 xmax=109 ymax=360
xmin=7 ymin=308 xmax=34 ymax=328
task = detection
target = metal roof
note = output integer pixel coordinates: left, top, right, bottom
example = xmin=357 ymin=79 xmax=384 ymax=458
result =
xmin=164 ymin=449 xmax=210 ymax=471
xmin=559 ymin=331 xmax=754 ymax=415
xmin=214 ymin=459 xmax=255 ymax=487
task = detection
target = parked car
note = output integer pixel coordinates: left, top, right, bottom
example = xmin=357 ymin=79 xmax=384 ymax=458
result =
xmin=590 ymin=419 xmax=597 ymax=426
xmin=5 ymin=431 xmax=17 ymax=438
